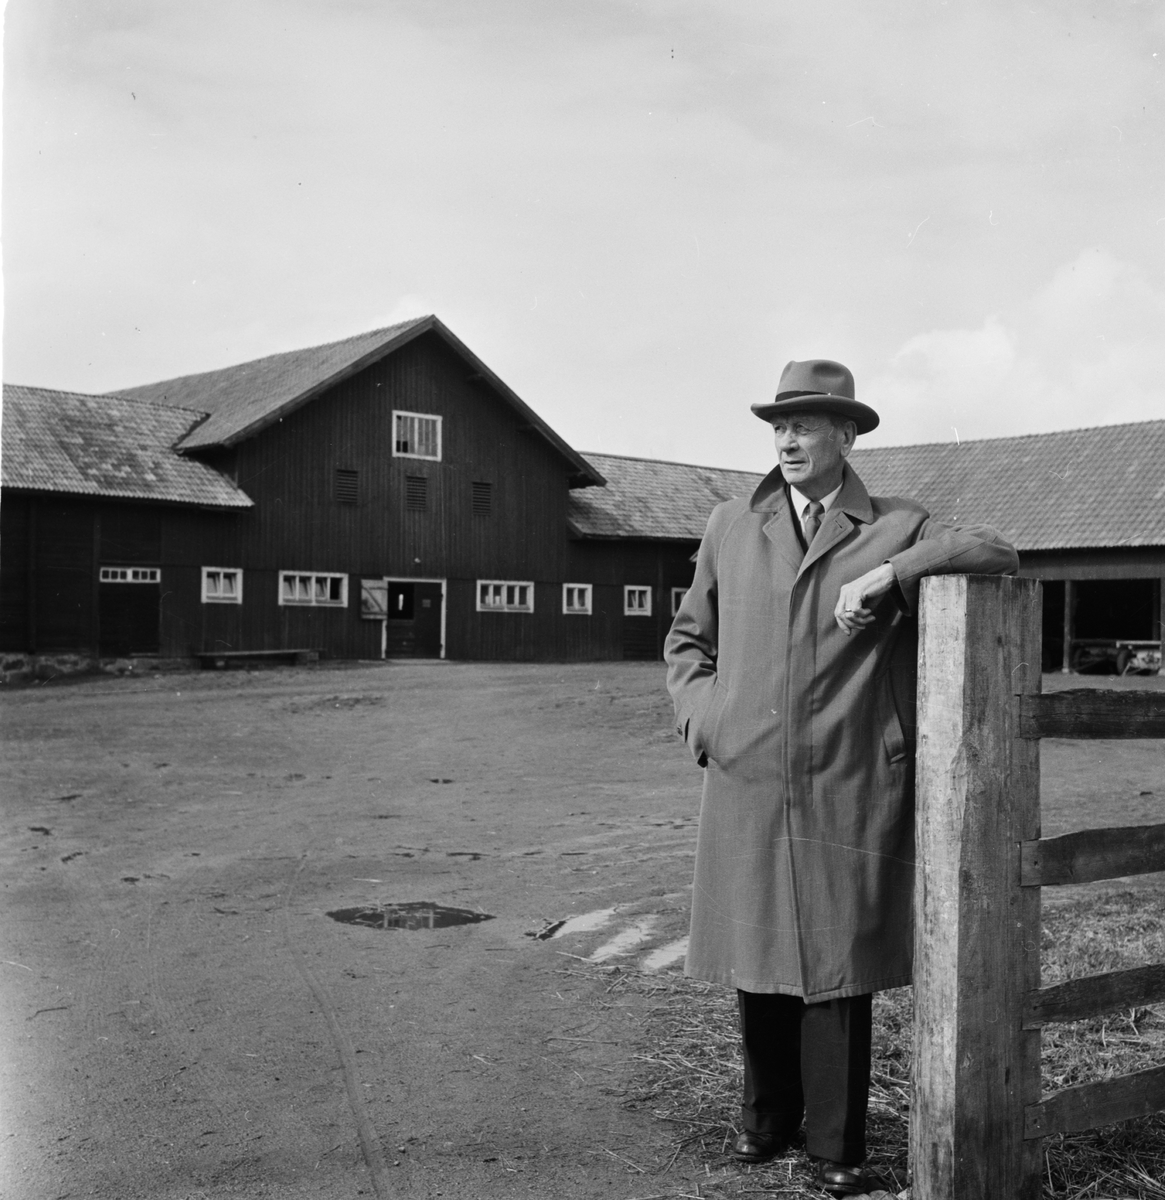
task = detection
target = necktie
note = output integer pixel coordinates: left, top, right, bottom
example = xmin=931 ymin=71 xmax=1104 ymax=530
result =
xmin=803 ymin=500 xmax=825 ymax=546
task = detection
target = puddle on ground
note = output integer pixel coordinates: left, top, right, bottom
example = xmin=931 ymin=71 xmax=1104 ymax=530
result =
xmin=327 ymin=902 xmax=494 ymax=931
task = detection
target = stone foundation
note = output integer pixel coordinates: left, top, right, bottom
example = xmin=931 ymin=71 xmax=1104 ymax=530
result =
xmin=0 ymin=653 xmax=196 ymax=685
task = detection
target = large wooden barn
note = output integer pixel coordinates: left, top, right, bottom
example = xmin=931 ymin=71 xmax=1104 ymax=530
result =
xmin=2 ymin=314 xmax=1161 ymax=673
xmin=1 ymin=317 xmax=651 ymax=663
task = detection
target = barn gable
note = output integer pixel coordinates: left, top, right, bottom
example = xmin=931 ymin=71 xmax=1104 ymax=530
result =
xmin=109 ymin=315 xmax=604 ymax=489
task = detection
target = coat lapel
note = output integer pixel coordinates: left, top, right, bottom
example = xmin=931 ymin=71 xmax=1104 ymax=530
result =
xmin=799 ymin=508 xmax=854 ymax=575
xmin=797 ymin=464 xmax=875 ymax=576
xmin=750 ymin=466 xmax=804 ymax=573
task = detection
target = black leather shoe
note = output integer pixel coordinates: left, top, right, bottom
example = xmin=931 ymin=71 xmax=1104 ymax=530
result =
xmin=731 ymin=1130 xmax=791 ymax=1161
xmin=812 ymin=1158 xmax=879 ymax=1196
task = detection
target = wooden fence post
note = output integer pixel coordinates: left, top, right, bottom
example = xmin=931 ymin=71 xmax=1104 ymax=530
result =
xmin=911 ymin=574 xmax=1044 ymax=1199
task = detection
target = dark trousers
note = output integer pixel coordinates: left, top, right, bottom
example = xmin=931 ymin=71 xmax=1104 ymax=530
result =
xmin=737 ymin=989 xmax=873 ymax=1166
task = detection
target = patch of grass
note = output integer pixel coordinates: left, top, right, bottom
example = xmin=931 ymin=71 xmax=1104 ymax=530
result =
xmin=596 ymin=886 xmax=1165 ymax=1199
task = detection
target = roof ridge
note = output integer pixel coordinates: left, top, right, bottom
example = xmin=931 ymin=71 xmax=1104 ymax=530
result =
xmin=581 ymin=450 xmax=765 ymax=473
xmin=855 ymin=417 xmax=1165 ymax=452
xmin=105 ymin=315 xmax=434 ymax=395
xmin=5 ymin=382 xmax=210 ymax=419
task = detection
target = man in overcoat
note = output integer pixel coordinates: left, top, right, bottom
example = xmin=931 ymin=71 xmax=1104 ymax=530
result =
xmin=664 ymin=359 xmax=1018 ymax=1196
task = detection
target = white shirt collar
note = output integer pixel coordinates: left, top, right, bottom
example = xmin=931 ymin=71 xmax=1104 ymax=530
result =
xmin=788 ymin=480 xmax=844 ymax=531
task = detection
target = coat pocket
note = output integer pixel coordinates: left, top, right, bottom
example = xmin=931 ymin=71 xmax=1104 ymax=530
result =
xmin=694 ymin=680 xmax=730 ymax=765
xmin=876 ymin=679 xmax=908 ymax=765
xmin=687 ymin=678 xmax=727 ymax=766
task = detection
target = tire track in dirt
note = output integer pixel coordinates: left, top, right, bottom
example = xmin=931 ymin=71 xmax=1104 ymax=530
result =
xmin=282 ymin=852 xmax=397 ymax=1199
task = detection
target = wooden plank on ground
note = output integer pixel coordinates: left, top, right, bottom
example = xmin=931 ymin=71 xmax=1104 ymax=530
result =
xmin=1023 ymin=963 xmax=1165 ymax=1028
xmin=1017 ymin=690 xmax=1165 ymax=739
xmin=1025 ymin=1065 xmax=1165 ymax=1138
xmin=1021 ymin=824 xmax=1165 ymax=886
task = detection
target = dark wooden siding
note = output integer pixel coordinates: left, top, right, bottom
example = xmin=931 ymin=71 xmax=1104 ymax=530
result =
xmin=567 ymin=539 xmax=698 ymax=661
xmin=182 ymin=332 xmax=579 ymax=660
xmin=31 ymin=500 xmax=98 ymax=652
xmin=0 ymin=496 xmax=32 ymax=651
xmin=217 ymin=332 xmax=572 ymax=583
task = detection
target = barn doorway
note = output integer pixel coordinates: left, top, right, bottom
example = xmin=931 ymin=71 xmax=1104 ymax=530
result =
xmin=98 ymin=566 xmax=161 ymax=655
xmin=1041 ymin=577 xmax=1162 ymax=672
xmin=384 ymin=578 xmax=444 ymax=658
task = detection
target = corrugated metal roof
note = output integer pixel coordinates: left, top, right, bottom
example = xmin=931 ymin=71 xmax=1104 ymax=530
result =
xmin=571 ymin=453 xmax=764 ymax=540
xmin=109 ymin=315 xmax=605 ymax=486
xmin=1 ymin=385 xmax=253 ymax=508
xmin=850 ymin=420 xmax=1165 ymax=551
xmin=574 ymin=419 xmax=1165 ymax=551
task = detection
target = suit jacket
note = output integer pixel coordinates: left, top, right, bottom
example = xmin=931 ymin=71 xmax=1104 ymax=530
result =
xmin=665 ymin=462 xmax=1018 ymax=1000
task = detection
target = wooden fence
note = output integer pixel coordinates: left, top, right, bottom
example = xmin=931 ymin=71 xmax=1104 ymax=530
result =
xmin=910 ymin=574 xmax=1165 ymax=1200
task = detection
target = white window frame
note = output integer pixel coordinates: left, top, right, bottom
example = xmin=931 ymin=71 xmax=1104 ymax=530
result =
xmin=624 ymin=585 xmax=652 ymax=616
xmin=99 ymin=566 xmax=160 ymax=583
xmin=278 ymin=571 xmax=349 ymax=607
xmin=392 ymin=409 xmax=442 ymax=461
xmin=476 ymin=580 xmax=535 ymax=613
xmin=202 ymin=567 xmax=243 ymax=604
xmin=562 ymin=583 xmax=592 ymax=615
xmin=671 ymin=586 xmax=689 ymax=616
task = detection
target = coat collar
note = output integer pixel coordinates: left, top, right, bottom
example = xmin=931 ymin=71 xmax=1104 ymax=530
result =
xmin=750 ymin=462 xmax=874 ymax=575
xmin=749 ymin=461 xmax=875 ymax=524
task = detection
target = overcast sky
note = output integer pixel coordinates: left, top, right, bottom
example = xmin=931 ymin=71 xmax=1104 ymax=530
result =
xmin=4 ymin=0 xmax=1163 ymax=471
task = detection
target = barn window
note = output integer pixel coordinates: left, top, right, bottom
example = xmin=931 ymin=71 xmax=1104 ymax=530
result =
xmin=477 ymin=580 xmax=534 ymax=613
xmin=393 ymin=410 xmax=442 ymax=460
xmin=563 ymin=584 xmax=592 ymax=615
xmin=100 ymin=566 xmax=160 ymax=583
xmin=624 ymin=586 xmax=652 ymax=616
xmin=202 ymin=567 xmax=243 ymax=604
xmin=278 ymin=571 xmax=348 ymax=607
xmin=335 ymin=469 xmax=358 ymax=504
xmin=405 ymin=476 xmax=428 ymax=510
xmin=472 ymin=481 xmax=492 ymax=514
xmin=671 ymin=587 xmax=688 ymax=615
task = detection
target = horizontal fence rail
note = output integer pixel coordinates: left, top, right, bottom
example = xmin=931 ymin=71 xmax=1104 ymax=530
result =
xmin=1026 ymin=1066 xmax=1165 ymax=1139
xmin=1017 ymin=689 xmax=1165 ymax=739
xmin=1020 ymin=823 xmax=1165 ymax=886
xmin=1023 ymin=963 xmax=1165 ymax=1029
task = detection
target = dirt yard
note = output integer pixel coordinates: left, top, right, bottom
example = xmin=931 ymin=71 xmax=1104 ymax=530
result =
xmin=2 ymin=662 xmax=1162 ymax=1200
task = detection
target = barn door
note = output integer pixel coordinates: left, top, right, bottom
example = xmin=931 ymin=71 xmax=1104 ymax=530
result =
xmin=385 ymin=579 xmax=443 ymax=658
xmin=98 ymin=566 xmax=161 ymax=655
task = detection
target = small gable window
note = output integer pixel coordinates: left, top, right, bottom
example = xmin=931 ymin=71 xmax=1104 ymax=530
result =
xmin=393 ymin=410 xmax=442 ymax=461
xmin=671 ymin=587 xmax=688 ymax=616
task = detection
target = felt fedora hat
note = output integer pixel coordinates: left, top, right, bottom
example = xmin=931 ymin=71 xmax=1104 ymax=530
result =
xmin=751 ymin=359 xmax=879 ymax=434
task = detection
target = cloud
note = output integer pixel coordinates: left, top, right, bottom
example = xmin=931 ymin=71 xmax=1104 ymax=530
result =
xmin=863 ymin=249 xmax=1165 ymax=446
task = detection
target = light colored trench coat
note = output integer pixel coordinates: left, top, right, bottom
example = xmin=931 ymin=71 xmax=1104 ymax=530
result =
xmin=665 ymin=463 xmax=1018 ymax=1001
